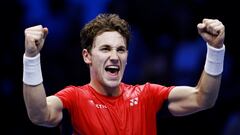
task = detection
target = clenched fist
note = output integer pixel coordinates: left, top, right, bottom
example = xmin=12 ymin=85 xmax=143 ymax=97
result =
xmin=197 ymin=19 xmax=225 ymax=48
xmin=24 ymin=25 xmax=48 ymax=57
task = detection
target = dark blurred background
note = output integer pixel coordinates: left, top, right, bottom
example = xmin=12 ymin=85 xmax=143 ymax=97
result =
xmin=0 ymin=0 xmax=239 ymax=135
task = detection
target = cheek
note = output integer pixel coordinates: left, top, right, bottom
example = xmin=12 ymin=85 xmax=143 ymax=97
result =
xmin=92 ymin=55 xmax=105 ymax=67
xmin=121 ymin=54 xmax=128 ymax=64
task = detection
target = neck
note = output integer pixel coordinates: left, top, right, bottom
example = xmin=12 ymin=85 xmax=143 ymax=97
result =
xmin=90 ymin=80 xmax=120 ymax=97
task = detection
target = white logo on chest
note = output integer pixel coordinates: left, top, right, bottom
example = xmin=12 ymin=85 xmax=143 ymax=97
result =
xmin=130 ymin=97 xmax=138 ymax=106
xmin=89 ymin=100 xmax=108 ymax=109
xmin=96 ymin=104 xmax=107 ymax=109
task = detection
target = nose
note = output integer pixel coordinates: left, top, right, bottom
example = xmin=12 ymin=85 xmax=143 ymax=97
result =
xmin=110 ymin=50 xmax=119 ymax=63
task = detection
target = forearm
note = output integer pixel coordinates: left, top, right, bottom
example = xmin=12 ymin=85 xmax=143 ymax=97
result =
xmin=196 ymin=43 xmax=225 ymax=108
xmin=23 ymin=83 xmax=50 ymax=124
xmin=196 ymin=71 xmax=221 ymax=108
xmin=23 ymin=53 xmax=50 ymax=125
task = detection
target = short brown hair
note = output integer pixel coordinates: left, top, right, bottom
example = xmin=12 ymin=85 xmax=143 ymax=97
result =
xmin=80 ymin=13 xmax=131 ymax=52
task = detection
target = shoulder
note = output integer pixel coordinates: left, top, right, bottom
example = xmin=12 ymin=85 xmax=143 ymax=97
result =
xmin=121 ymin=82 xmax=170 ymax=90
xmin=121 ymin=82 xmax=174 ymax=96
xmin=120 ymin=82 xmax=159 ymax=95
xmin=55 ymin=84 xmax=91 ymax=96
xmin=120 ymin=82 xmax=145 ymax=91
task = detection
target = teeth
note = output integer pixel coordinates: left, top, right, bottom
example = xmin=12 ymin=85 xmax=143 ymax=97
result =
xmin=105 ymin=65 xmax=120 ymax=73
xmin=106 ymin=65 xmax=119 ymax=69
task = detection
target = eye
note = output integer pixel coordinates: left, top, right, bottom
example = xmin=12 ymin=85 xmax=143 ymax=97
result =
xmin=100 ymin=47 xmax=110 ymax=52
xmin=117 ymin=47 xmax=127 ymax=53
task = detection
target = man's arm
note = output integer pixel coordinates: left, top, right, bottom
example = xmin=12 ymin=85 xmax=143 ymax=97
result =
xmin=23 ymin=25 xmax=63 ymax=127
xmin=168 ymin=19 xmax=225 ymax=116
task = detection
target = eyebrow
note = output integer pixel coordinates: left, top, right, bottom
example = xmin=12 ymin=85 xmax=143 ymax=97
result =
xmin=99 ymin=44 xmax=126 ymax=48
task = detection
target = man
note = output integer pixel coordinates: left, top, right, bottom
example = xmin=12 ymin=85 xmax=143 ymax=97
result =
xmin=23 ymin=13 xmax=225 ymax=135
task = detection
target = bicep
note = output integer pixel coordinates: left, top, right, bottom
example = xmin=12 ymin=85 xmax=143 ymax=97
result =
xmin=168 ymin=86 xmax=202 ymax=116
xmin=45 ymin=96 xmax=63 ymax=127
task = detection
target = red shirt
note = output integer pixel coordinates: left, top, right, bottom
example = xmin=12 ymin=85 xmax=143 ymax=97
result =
xmin=55 ymin=82 xmax=174 ymax=135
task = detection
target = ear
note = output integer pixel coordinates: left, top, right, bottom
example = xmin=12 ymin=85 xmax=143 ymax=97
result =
xmin=82 ymin=49 xmax=92 ymax=64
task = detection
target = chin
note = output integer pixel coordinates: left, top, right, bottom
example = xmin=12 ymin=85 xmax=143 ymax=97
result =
xmin=104 ymin=80 xmax=121 ymax=88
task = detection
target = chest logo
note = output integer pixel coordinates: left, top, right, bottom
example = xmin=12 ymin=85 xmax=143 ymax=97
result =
xmin=130 ymin=97 xmax=138 ymax=106
xmin=88 ymin=100 xmax=107 ymax=109
xmin=96 ymin=104 xmax=107 ymax=109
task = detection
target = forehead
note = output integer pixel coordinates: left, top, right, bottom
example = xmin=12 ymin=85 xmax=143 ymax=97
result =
xmin=93 ymin=31 xmax=126 ymax=48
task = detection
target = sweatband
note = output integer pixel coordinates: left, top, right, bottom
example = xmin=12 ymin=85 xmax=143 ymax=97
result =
xmin=204 ymin=43 xmax=225 ymax=76
xmin=23 ymin=53 xmax=43 ymax=85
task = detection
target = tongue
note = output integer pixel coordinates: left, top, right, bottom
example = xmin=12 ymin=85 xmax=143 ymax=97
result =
xmin=106 ymin=68 xmax=118 ymax=76
xmin=108 ymin=71 xmax=118 ymax=76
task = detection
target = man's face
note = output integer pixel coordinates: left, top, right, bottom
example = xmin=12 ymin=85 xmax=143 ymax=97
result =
xmin=83 ymin=31 xmax=128 ymax=89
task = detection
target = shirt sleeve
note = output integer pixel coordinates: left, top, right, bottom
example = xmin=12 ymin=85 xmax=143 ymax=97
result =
xmin=55 ymin=86 xmax=76 ymax=109
xmin=143 ymin=82 xmax=175 ymax=112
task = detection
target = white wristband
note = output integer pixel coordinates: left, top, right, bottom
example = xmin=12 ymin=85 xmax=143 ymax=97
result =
xmin=204 ymin=43 xmax=225 ymax=76
xmin=23 ymin=53 xmax=43 ymax=85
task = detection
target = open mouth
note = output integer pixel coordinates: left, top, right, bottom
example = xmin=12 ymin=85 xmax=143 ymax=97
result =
xmin=105 ymin=65 xmax=120 ymax=75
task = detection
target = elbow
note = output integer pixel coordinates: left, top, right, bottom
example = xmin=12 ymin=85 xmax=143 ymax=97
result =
xmin=28 ymin=113 xmax=57 ymax=127
xmin=196 ymin=88 xmax=219 ymax=110
xmin=206 ymin=101 xmax=216 ymax=109
xmin=28 ymin=111 xmax=62 ymax=127
xmin=28 ymin=114 xmax=47 ymax=126
xmin=30 ymin=118 xmax=43 ymax=126
xmin=198 ymin=100 xmax=216 ymax=110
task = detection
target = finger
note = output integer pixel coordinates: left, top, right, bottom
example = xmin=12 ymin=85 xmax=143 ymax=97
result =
xmin=25 ymin=34 xmax=41 ymax=44
xmin=27 ymin=34 xmax=43 ymax=41
xmin=202 ymin=19 xmax=219 ymax=36
xmin=25 ymin=25 xmax=43 ymax=32
xmin=25 ymin=34 xmax=38 ymax=48
xmin=202 ymin=18 xmax=215 ymax=24
xmin=25 ymin=31 xmax=44 ymax=38
xmin=25 ymin=34 xmax=36 ymax=44
xmin=43 ymin=27 xmax=48 ymax=39
xmin=197 ymin=23 xmax=206 ymax=35
xmin=25 ymin=29 xmax=43 ymax=38
xmin=206 ymin=21 xmax=222 ymax=36
xmin=213 ymin=24 xmax=225 ymax=35
xmin=206 ymin=26 xmax=219 ymax=36
xmin=197 ymin=23 xmax=205 ymax=31
xmin=25 ymin=27 xmax=48 ymax=40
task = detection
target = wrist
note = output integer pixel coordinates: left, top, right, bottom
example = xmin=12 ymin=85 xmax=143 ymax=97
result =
xmin=204 ymin=43 xmax=225 ymax=76
xmin=23 ymin=53 xmax=43 ymax=85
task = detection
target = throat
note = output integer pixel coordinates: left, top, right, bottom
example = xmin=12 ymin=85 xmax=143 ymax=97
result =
xmin=89 ymin=81 xmax=121 ymax=97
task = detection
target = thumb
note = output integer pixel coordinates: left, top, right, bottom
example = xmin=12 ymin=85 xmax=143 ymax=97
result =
xmin=197 ymin=23 xmax=205 ymax=31
xmin=197 ymin=23 xmax=207 ymax=36
xmin=43 ymin=27 xmax=48 ymax=39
